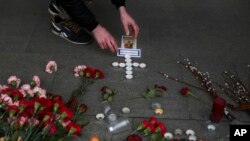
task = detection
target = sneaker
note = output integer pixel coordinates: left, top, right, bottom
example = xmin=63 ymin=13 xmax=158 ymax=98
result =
xmin=51 ymin=16 xmax=93 ymax=45
xmin=48 ymin=0 xmax=60 ymax=16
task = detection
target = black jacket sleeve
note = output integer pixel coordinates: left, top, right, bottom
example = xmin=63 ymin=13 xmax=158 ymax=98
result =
xmin=111 ymin=0 xmax=126 ymax=9
xmin=57 ymin=0 xmax=126 ymax=31
xmin=58 ymin=0 xmax=98 ymax=31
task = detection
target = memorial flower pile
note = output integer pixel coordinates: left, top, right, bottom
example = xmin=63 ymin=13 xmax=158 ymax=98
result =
xmin=135 ymin=116 xmax=167 ymax=141
xmin=0 ymin=76 xmax=87 ymax=141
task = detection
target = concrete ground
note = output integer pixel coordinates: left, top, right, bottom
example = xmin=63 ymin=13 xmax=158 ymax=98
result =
xmin=1 ymin=0 xmax=250 ymax=140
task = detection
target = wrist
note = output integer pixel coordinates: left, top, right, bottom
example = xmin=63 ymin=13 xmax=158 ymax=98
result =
xmin=118 ymin=6 xmax=127 ymax=15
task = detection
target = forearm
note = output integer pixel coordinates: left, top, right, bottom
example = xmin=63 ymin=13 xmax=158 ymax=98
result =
xmin=57 ymin=0 xmax=98 ymax=31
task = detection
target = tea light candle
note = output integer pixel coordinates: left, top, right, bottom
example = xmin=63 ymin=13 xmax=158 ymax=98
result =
xmin=125 ymin=58 xmax=132 ymax=63
xmin=164 ymin=133 xmax=173 ymax=140
xmin=133 ymin=62 xmax=139 ymax=67
xmin=112 ymin=62 xmax=119 ymax=67
xmin=126 ymin=62 xmax=132 ymax=67
xmin=119 ymin=63 xmax=126 ymax=68
xmin=126 ymin=70 xmax=133 ymax=75
xmin=139 ymin=63 xmax=146 ymax=68
xmin=126 ymin=66 xmax=132 ymax=71
xmin=186 ymin=129 xmax=195 ymax=136
xmin=122 ymin=107 xmax=130 ymax=114
xmin=89 ymin=135 xmax=101 ymax=141
xmin=124 ymin=54 xmax=131 ymax=59
xmin=96 ymin=113 xmax=105 ymax=120
xmin=126 ymin=74 xmax=133 ymax=79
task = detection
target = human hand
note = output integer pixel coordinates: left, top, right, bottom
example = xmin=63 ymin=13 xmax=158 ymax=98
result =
xmin=92 ymin=24 xmax=118 ymax=53
xmin=119 ymin=6 xmax=139 ymax=38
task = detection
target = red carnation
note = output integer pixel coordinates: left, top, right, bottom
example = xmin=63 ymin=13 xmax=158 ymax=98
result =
xmin=84 ymin=67 xmax=96 ymax=78
xmin=1 ymin=87 xmax=15 ymax=94
xmin=79 ymin=104 xmax=88 ymax=113
xmin=155 ymin=85 xmax=167 ymax=91
xmin=156 ymin=122 xmax=167 ymax=136
xmin=8 ymin=105 xmax=19 ymax=117
xmin=44 ymin=121 xmax=57 ymax=134
xmin=40 ymin=111 xmax=53 ymax=122
xmin=143 ymin=124 xmax=156 ymax=135
xmin=60 ymin=106 xmax=74 ymax=120
xmin=101 ymin=86 xmax=108 ymax=93
xmin=180 ymin=87 xmax=197 ymax=98
xmin=66 ymin=122 xmax=81 ymax=135
xmin=180 ymin=87 xmax=190 ymax=96
xmin=127 ymin=134 xmax=142 ymax=141
xmin=149 ymin=116 xmax=158 ymax=126
xmin=137 ymin=120 xmax=150 ymax=131
xmin=94 ymin=69 xmax=105 ymax=79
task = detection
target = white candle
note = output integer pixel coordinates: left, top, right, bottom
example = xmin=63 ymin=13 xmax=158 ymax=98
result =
xmin=126 ymin=62 xmax=132 ymax=67
xmin=132 ymin=62 xmax=139 ymax=67
xmin=119 ymin=63 xmax=126 ymax=67
xmin=126 ymin=66 xmax=132 ymax=71
xmin=112 ymin=62 xmax=119 ymax=67
xmin=126 ymin=70 xmax=133 ymax=75
xmin=139 ymin=63 xmax=146 ymax=68
xmin=122 ymin=107 xmax=130 ymax=114
xmin=124 ymin=54 xmax=131 ymax=59
xmin=126 ymin=74 xmax=133 ymax=79
xmin=125 ymin=58 xmax=132 ymax=63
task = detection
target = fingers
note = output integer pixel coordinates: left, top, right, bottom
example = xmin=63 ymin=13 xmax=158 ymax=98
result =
xmin=107 ymin=38 xmax=118 ymax=53
xmin=124 ymin=23 xmax=130 ymax=36
xmin=132 ymin=23 xmax=139 ymax=38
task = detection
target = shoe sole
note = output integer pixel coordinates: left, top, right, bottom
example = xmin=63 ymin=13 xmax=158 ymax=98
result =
xmin=51 ymin=30 xmax=92 ymax=45
xmin=48 ymin=7 xmax=59 ymax=16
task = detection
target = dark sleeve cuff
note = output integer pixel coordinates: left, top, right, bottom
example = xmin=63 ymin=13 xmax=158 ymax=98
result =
xmin=87 ymin=21 xmax=99 ymax=31
xmin=111 ymin=0 xmax=125 ymax=9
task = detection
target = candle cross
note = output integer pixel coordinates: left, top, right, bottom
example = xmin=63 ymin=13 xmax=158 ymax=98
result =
xmin=112 ymin=54 xmax=146 ymax=79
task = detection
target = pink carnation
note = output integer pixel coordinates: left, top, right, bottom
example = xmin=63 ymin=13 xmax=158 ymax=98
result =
xmin=7 ymin=76 xmax=21 ymax=88
xmin=21 ymin=84 xmax=31 ymax=91
xmin=32 ymin=75 xmax=41 ymax=87
xmin=0 ymin=84 xmax=8 ymax=91
xmin=27 ymin=89 xmax=34 ymax=97
xmin=74 ymin=65 xmax=87 ymax=77
xmin=33 ymin=87 xmax=46 ymax=98
xmin=1 ymin=94 xmax=13 ymax=105
xmin=46 ymin=61 xmax=57 ymax=74
xmin=19 ymin=89 xmax=27 ymax=97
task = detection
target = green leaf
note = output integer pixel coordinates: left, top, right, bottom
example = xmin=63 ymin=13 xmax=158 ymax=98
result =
xmin=76 ymin=117 xmax=89 ymax=127
xmin=107 ymin=97 xmax=113 ymax=102
xmin=103 ymin=94 xmax=109 ymax=99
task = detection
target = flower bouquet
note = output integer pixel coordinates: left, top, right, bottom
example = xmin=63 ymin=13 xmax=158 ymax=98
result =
xmin=131 ymin=116 xmax=167 ymax=141
xmin=0 ymin=76 xmax=88 ymax=141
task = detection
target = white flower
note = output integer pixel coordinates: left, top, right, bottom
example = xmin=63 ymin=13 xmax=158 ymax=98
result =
xmin=7 ymin=76 xmax=21 ymax=88
xmin=45 ymin=61 xmax=57 ymax=74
